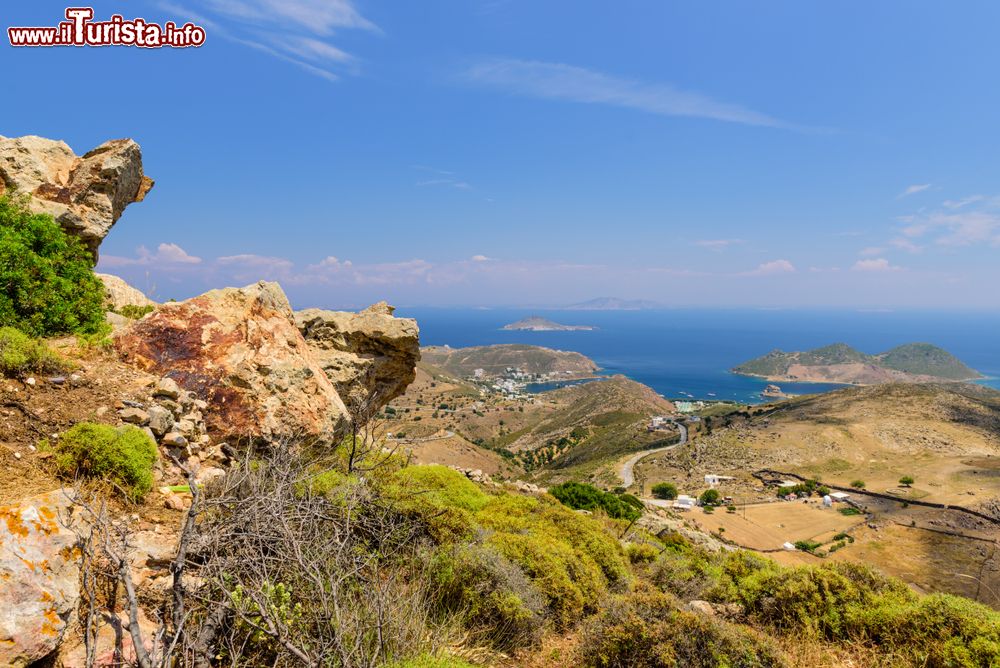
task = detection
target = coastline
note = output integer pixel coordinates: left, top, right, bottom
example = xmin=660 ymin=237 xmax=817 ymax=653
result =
xmin=731 ymin=369 xmax=985 ymax=386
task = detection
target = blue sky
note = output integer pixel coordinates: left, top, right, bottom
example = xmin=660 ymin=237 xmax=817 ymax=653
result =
xmin=4 ymin=1 xmax=1000 ymax=309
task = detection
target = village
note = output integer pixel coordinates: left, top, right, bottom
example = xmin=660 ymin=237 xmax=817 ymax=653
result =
xmin=466 ymin=365 xmax=594 ymax=399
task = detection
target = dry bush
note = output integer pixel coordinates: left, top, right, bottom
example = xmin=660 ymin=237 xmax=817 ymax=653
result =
xmin=72 ymin=445 xmax=443 ymax=667
xmin=190 ymin=446 xmax=435 ymax=667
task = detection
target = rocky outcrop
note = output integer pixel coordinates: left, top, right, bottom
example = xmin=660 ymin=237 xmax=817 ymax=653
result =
xmin=114 ymin=281 xmax=350 ymax=444
xmin=295 ymin=302 xmax=419 ymax=412
xmin=0 ymin=492 xmax=80 ymax=667
xmin=117 ymin=376 xmax=225 ymax=480
xmin=97 ymin=273 xmax=155 ymax=309
xmin=0 ymin=135 xmax=153 ymax=254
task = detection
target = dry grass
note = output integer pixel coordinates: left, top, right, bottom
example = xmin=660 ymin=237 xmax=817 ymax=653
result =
xmin=688 ymin=501 xmax=864 ymax=551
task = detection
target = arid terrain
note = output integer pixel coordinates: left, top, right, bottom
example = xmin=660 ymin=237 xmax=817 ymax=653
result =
xmin=734 ymin=342 xmax=982 ymax=384
xmin=635 ymin=382 xmax=1000 ymax=608
xmin=383 ymin=349 xmax=678 ymax=485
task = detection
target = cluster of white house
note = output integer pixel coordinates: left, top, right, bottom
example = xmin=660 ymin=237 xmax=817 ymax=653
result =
xmin=669 ymin=475 xmax=852 ymax=512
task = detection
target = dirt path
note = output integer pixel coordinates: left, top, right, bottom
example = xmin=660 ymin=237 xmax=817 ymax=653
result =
xmin=619 ymin=422 xmax=687 ymax=488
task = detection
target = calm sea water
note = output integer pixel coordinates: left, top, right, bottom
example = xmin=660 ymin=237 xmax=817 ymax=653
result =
xmin=395 ymin=308 xmax=1000 ymax=404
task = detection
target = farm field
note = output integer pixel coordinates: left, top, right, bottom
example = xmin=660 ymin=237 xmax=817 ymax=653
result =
xmin=686 ymin=500 xmax=864 ymax=551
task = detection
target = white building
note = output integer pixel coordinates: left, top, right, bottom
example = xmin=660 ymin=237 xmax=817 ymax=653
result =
xmin=704 ymin=474 xmax=735 ymax=487
xmin=673 ymin=495 xmax=696 ymax=511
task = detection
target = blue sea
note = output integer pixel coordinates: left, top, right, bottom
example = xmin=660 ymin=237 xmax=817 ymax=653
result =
xmin=395 ymin=308 xmax=1000 ymax=404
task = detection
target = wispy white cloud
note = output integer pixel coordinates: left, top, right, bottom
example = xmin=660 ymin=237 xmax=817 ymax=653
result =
xmin=943 ymin=195 xmax=985 ymax=209
xmin=900 ymin=202 xmax=1000 ymax=247
xmin=693 ymin=238 xmax=746 ymax=251
xmin=898 ymin=183 xmax=931 ymax=199
xmin=745 ymin=259 xmax=796 ymax=276
xmin=417 ymin=178 xmax=472 ymax=190
xmin=465 ymin=59 xmax=800 ymax=129
xmin=852 ymin=258 xmax=902 ymax=272
xmin=158 ymin=0 xmax=376 ymax=82
xmin=471 ymin=254 xmax=492 ymax=262
xmin=102 ymin=242 xmax=202 ymax=267
xmin=414 ymin=165 xmax=474 ymax=191
xmin=203 ymin=0 xmax=378 ymax=34
xmin=866 ymin=193 xmax=1000 ymax=258
xmin=890 ymin=237 xmax=923 ymax=253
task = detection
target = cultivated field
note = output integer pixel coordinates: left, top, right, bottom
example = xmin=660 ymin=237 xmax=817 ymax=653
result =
xmin=687 ymin=501 xmax=864 ymax=551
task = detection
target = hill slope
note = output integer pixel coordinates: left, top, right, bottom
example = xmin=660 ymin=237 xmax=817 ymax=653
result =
xmin=384 ymin=355 xmax=676 ymax=484
xmin=421 ymin=343 xmax=599 ymax=378
xmin=500 ymin=316 xmax=595 ymax=331
xmin=733 ymin=342 xmax=981 ymax=384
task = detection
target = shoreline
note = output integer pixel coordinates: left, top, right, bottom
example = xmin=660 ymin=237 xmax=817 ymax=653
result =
xmin=731 ymin=370 xmax=985 ymax=386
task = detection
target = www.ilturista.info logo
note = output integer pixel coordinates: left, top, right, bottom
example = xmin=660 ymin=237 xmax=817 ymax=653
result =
xmin=8 ymin=7 xmax=206 ymax=48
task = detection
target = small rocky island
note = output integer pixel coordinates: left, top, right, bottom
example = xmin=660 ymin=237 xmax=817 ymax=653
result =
xmin=734 ymin=342 xmax=982 ymax=385
xmin=502 ymin=316 xmax=596 ymax=331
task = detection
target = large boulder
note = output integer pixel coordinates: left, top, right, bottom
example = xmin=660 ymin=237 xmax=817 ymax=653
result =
xmin=97 ymin=273 xmax=156 ymax=310
xmin=0 ymin=491 xmax=80 ymax=667
xmin=0 ymin=135 xmax=153 ymax=254
xmin=295 ymin=301 xmax=420 ymax=413
xmin=114 ymin=281 xmax=350 ymax=444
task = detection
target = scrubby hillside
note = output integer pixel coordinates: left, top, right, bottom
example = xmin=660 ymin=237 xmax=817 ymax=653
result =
xmin=636 ymin=382 xmax=1000 ymax=615
xmin=421 ymin=343 xmax=599 ymax=378
xmin=384 ymin=366 xmax=677 ymax=484
xmin=734 ymin=342 xmax=981 ymax=384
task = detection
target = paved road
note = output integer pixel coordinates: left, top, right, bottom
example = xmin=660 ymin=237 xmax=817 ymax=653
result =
xmin=618 ymin=423 xmax=688 ymax=488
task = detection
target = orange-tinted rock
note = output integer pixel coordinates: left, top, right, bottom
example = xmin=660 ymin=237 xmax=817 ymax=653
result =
xmin=114 ymin=281 xmax=349 ymax=445
xmin=0 ymin=135 xmax=153 ymax=255
xmin=295 ymin=303 xmax=419 ymax=412
xmin=0 ymin=492 xmax=80 ymax=667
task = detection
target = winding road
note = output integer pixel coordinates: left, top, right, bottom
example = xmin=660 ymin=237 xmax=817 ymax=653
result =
xmin=618 ymin=422 xmax=688 ymax=488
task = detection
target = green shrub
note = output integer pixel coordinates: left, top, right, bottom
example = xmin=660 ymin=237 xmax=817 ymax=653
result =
xmin=578 ymin=587 xmax=787 ymax=668
xmin=115 ymin=303 xmax=155 ymax=320
xmin=776 ymin=482 xmax=817 ymax=499
xmin=793 ymin=540 xmax=822 ymax=554
xmin=0 ymin=193 xmax=106 ymax=336
xmin=426 ymin=544 xmax=545 ymax=650
xmin=839 ymin=507 xmax=862 ymax=516
xmin=899 ymin=475 xmax=915 ymax=487
xmin=702 ymin=552 xmax=1000 ymax=666
xmin=55 ymin=422 xmax=158 ymax=500
xmin=643 ymin=535 xmax=1000 ymax=666
xmin=850 ymin=480 xmax=866 ymax=489
xmin=392 ymin=465 xmax=630 ymax=639
xmin=844 ymin=592 xmax=1000 ymax=667
xmin=479 ymin=493 xmax=629 ymax=624
xmin=651 ymin=544 xmax=728 ymax=602
xmin=389 ymin=465 xmax=490 ymax=542
xmin=651 ymin=482 xmax=678 ymax=500
xmin=0 ymin=326 xmax=65 ymax=376
xmin=549 ymin=481 xmax=642 ymax=521
xmin=699 ymin=489 xmax=721 ymax=506
xmin=619 ymin=493 xmax=645 ymax=511
xmin=626 ymin=543 xmax=660 ymax=564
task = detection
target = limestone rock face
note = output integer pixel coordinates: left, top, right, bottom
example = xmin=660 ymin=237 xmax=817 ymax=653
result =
xmin=0 ymin=491 xmax=80 ymax=667
xmin=114 ymin=281 xmax=349 ymax=444
xmin=96 ymin=273 xmax=155 ymax=309
xmin=295 ymin=303 xmax=420 ymax=412
xmin=0 ymin=135 xmax=153 ymax=254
